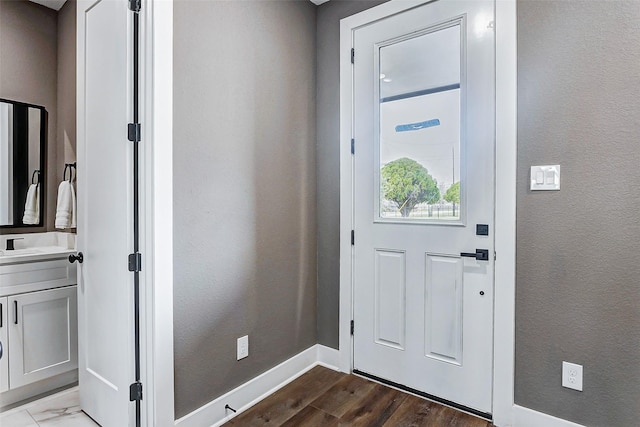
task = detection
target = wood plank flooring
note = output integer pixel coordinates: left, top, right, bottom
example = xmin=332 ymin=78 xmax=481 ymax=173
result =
xmin=224 ymin=366 xmax=493 ymax=426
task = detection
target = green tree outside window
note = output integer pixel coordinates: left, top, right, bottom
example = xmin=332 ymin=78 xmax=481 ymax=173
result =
xmin=443 ymin=181 xmax=460 ymax=217
xmin=381 ymin=157 xmax=440 ymax=217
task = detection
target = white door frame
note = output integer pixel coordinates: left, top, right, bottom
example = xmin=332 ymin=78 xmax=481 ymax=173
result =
xmin=338 ymin=0 xmax=516 ymax=425
xmin=141 ymin=0 xmax=174 ymax=425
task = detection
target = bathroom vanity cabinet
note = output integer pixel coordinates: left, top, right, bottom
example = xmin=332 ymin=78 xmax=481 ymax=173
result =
xmin=6 ymin=286 xmax=78 ymax=389
xmin=0 ymin=242 xmax=78 ymax=407
xmin=0 ymin=297 xmax=8 ymax=393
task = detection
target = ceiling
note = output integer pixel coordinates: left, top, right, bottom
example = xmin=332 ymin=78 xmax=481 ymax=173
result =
xmin=31 ymin=0 xmax=325 ymax=11
xmin=29 ymin=0 xmax=67 ymax=11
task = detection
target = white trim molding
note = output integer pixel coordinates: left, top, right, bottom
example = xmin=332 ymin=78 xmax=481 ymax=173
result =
xmin=492 ymin=0 xmax=517 ymax=425
xmin=175 ymin=345 xmax=339 ymax=427
xmin=513 ymin=405 xmax=585 ymax=427
xmin=317 ymin=344 xmax=341 ymax=370
xmin=338 ymin=7 xmax=355 ymax=375
xmin=143 ymin=0 xmax=175 ymax=425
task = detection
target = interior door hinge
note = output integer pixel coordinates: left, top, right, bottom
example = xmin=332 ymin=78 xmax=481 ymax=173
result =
xmin=129 ymin=382 xmax=143 ymax=402
xmin=128 ymin=0 xmax=141 ymax=12
xmin=350 ymin=320 xmax=354 ymax=335
xmin=128 ymin=253 xmax=142 ymax=272
xmin=351 ymin=230 xmax=355 ymax=246
xmin=494 ymin=251 xmax=497 ymax=261
xmin=351 ymin=48 xmax=355 ymax=64
xmin=128 ymin=123 xmax=141 ymax=142
xmin=351 ymin=138 xmax=355 ymax=155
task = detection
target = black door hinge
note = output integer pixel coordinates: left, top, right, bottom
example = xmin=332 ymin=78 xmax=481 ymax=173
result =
xmin=128 ymin=0 xmax=141 ymax=12
xmin=351 ymin=138 xmax=355 ymax=155
xmin=351 ymin=48 xmax=355 ymax=64
xmin=128 ymin=123 xmax=141 ymax=142
xmin=350 ymin=320 xmax=354 ymax=335
xmin=351 ymin=230 xmax=355 ymax=246
xmin=129 ymin=382 xmax=143 ymax=402
xmin=128 ymin=253 xmax=142 ymax=272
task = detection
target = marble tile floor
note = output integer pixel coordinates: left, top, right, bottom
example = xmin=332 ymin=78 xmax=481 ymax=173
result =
xmin=0 ymin=387 xmax=98 ymax=427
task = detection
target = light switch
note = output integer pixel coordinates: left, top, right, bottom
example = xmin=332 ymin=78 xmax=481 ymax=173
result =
xmin=530 ymin=165 xmax=560 ymax=191
xmin=544 ymin=170 xmax=555 ymax=185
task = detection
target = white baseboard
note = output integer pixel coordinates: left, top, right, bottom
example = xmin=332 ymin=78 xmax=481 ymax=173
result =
xmin=316 ymin=345 xmax=340 ymax=371
xmin=510 ymin=405 xmax=585 ymax=427
xmin=175 ymin=345 xmax=339 ymax=427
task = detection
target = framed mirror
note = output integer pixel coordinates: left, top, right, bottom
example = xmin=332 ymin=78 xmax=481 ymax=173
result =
xmin=0 ymin=98 xmax=46 ymax=228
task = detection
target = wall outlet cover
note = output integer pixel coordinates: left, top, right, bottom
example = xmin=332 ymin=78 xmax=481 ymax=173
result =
xmin=237 ymin=335 xmax=249 ymax=360
xmin=562 ymin=361 xmax=583 ymax=391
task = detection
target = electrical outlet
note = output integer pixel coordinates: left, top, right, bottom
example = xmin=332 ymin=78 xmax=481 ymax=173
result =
xmin=562 ymin=361 xmax=583 ymax=391
xmin=237 ymin=335 xmax=249 ymax=360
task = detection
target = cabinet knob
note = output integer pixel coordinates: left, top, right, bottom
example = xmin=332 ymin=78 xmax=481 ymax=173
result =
xmin=69 ymin=252 xmax=84 ymax=264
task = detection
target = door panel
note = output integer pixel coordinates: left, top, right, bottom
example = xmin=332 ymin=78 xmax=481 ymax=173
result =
xmin=374 ymin=249 xmax=406 ymax=349
xmin=425 ymin=254 xmax=463 ymax=364
xmin=353 ymin=0 xmax=495 ymax=414
xmin=77 ymin=0 xmax=133 ymax=425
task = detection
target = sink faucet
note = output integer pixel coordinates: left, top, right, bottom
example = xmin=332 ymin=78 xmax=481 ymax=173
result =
xmin=5 ymin=238 xmax=24 ymax=251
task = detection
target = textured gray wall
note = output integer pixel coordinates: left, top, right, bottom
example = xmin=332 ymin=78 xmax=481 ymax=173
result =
xmin=515 ymin=1 xmax=640 ymax=425
xmin=316 ymin=0 xmax=388 ymax=349
xmin=56 ymin=0 xmax=76 ymax=176
xmin=173 ymin=0 xmax=317 ymax=419
xmin=0 ymin=0 xmax=57 ymax=232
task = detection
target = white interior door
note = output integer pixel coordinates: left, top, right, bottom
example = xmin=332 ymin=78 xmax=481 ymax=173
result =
xmin=352 ymin=0 xmax=495 ymax=415
xmin=77 ymin=0 xmax=133 ymax=425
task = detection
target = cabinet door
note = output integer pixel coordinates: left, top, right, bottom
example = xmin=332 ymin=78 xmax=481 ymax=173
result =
xmin=8 ymin=286 xmax=78 ymax=389
xmin=0 ymin=296 xmax=7 ymax=392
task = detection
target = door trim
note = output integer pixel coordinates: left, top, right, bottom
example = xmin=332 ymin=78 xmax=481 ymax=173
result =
xmin=141 ymin=0 xmax=175 ymax=425
xmin=338 ymin=0 xmax=517 ymax=424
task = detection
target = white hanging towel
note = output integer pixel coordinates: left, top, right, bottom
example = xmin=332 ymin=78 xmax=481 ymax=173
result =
xmin=22 ymin=184 xmax=40 ymax=225
xmin=55 ymin=181 xmax=77 ymax=229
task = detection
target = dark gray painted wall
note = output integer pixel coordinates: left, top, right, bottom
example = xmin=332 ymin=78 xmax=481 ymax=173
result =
xmin=515 ymin=1 xmax=640 ymax=425
xmin=0 ymin=0 xmax=57 ymax=232
xmin=316 ymin=0 xmax=388 ymax=349
xmin=56 ymin=0 xmax=76 ymax=178
xmin=173 ymin=0 xmax=317 ymax=419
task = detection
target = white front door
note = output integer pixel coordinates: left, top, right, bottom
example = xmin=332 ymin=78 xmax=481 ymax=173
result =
xmin=352 ymin=0 xmax=495 ymax=415
xmin=77 ymin=0 xmax=134 ymax=425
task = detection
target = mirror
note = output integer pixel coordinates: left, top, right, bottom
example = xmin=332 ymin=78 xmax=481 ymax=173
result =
xmin=0 ymin=98 xmax=46 ymax=227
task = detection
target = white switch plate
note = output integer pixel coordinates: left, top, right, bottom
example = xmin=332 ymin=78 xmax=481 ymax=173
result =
xmin=562 ymin=361 xmax=583 ymax=391
xmin=530 ymin=165 xmax=560 ymax=191
xmin=237 ymin=335 xmax=249 ymax=360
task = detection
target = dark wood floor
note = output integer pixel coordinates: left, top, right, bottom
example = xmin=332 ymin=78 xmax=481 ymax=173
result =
xmin=224 ymin=366 xmax=493 ymax=426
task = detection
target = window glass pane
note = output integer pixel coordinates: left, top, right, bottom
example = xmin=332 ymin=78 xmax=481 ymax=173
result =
xmin=379 ymin=25 xmax=461 ymax=221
